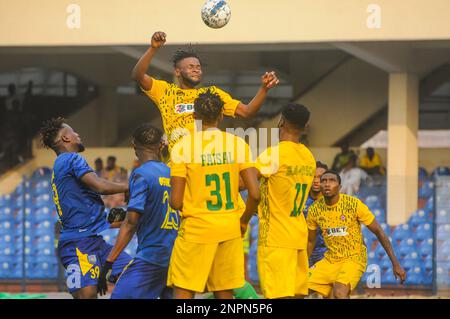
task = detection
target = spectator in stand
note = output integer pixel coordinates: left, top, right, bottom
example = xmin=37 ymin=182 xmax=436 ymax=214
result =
xmin=359 ymin=147 xmax=385 ymax=176
xmin=104 ymin=156 xmax=128 ymax=182
xmin=103 ymin=156 xmax=128 ymax=208
xmin=340 ymin=154 xmax=369 ymax=196
xmin=94 ymin=158 xmax=104 ymax=177
xmin=332 ymin=142 xmax=356 ymax=172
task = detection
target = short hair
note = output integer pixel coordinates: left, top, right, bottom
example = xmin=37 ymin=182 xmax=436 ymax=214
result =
xmin=132 ymin=123 xmax=163 ymax=147
xmin=39 ymin=117 xmax=65 ymax=151
xmin=172 ymin=47 xmax=202 ymax=68
xmin=316 ymin=161 xmax=328 ymax=170
xmin=107 ymin=156 xmax=116 ymax=161
xmin=194 ymin=90 xmax=224 ymax=123
xmin=320 ymin=170 xmax=341 ymax=185
xmin=95 ymin=158 xmax=103 ymax=164
xmin=281 ymin=103 xmax=310 ymax=130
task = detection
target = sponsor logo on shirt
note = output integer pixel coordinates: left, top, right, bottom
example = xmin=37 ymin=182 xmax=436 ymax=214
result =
xmin=88 ymin=255 xmax=97 ymax=264
xmin=78 ymin=228 xmax=87 ymax=233
xmin=326 ymin=226 xmax=348 ymax=237
xmin=175 ymin=104 xmax=194 ymax=114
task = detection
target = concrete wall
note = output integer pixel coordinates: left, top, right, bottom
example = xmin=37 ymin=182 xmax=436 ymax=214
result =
xmin=259 ymin=58 xmax=389 ymax=146
xmin=1 ymin=0 xmax=449 ymax=46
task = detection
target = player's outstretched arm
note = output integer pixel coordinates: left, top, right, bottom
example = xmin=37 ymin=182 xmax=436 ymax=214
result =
xmin=307 ymin=229 xmax=317 ymax=258
xmin=131 ymin=31 xmax=167 ymax=91
xmin=81 ymin=172 xmax=128 ymax=195
xmin=234 ymin=71 xmax=280 ymax=118
xmin=239 ymin=168 xmax=261 ymax=235
xmin=170 ymin=176 xmax=186 ymax=211
xmin=97 ymin=211 xmax=140 ymax=296
xmin=367 ymin=219 xmax=406 ymax=284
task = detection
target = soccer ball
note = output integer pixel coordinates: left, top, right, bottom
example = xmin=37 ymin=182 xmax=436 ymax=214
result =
xmin=201 ymin=0 xmax=231 ymax=29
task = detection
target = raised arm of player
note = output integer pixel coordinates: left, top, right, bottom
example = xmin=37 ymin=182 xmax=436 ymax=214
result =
xmin=367 ymin=219 xmax=406 ymax=284
xmin=307 ymin=229 xmax=317 ymax=258
xmin=81 ymin=172 xmax=128 ymax=195
xmin=239 ymin=168 xmax=261 ymax=236
xmin=170 ymin=176 xmax=186 ymax=211
xmin=234 ymin=71 xmax=280 ymax=118
xmin=97 ymin=211 xmax=140 ymax=295
xmin=131 ymin=31 xmax=167 ymax=91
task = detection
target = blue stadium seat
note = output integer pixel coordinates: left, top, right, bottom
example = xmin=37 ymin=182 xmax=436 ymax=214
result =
xmin=373 ymin=208 xmax=386 ymax=222
xmin=419 ymin=241 xmax=433 ymax=260
xmin=374 ymin=244 xmax=388 ymax=260
xmin=35 ymin=206 xmax=53 ymax=223
xmin=419 ymin=181 xmax=434 ymax=199
xmin=436 ymin=244 xmax=450 ymax=261
xmin=437 ymin=224 xmax=450 ymax=240
xmin=414 ymin=223 xmax=433 ymax=242
xmin=436 ymin=209 xmax=449 ymax=224
xmin=392 ymin=224 xmax=412 ymax=243
xmin=365 ymin=195 xmax=381 ymax=210
xmin=0 ymin=206 xmax=13 ymax=222
xmin=425 ymin=197 xmax=434 ymax=213
xmin=424 ymin=259 xmax=433 ymax=272
xmin=418 ymin=167 xmax=428 ymax=181
xmin=34 ymin=194 xmax=52 ymax=209
xmin=34 ymin=220 xmax=53 ymax=238
xmin=0 ymin=194 xmax=12 ymax=207
xmin=0 ymin=259 xmax=13 ymax=279
xmin=403 ymin=259 xmax=420 ymax=273
xmin=32 ymin=180 xmax=51 ymax=197
xmin=432 ymin=166 xmax=450 ymax=177
xmin=382 ymin=272 xmax=397 ymax=285
xmin=31 ymin=167 xmax=52 ymax=180
xmin=409 ymin=209 xmax=431 ymax=228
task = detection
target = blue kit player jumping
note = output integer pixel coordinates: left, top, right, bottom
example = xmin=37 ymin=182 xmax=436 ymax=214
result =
xmin=39 ymin=118 xmax=132 ymax=299
xmin=97 ymin=123 xmax=179 ymax=299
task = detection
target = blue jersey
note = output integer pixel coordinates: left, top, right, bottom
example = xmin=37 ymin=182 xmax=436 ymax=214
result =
xmin=52 ymin=153 xmax=109 ymax=242
xmin=127 ymin=160 xmax=179 ymax=268
xmin=304 ymin=195 xmax=327 ymax=264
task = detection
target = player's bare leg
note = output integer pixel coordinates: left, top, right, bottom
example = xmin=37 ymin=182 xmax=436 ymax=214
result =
xmin=71 ymin=286 xmax=97 ymax=299
xmin=332 ymin=282 xmax=351 ymax=299
xmin=173 ymin=286 xmax=195 ymax=299
xmin=214 ymin=290 xmax=234 ymax=299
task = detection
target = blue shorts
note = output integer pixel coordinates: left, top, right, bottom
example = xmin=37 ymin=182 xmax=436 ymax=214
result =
xmin=111 ymin=258 xmax=172 ymax=299
xmin=58 ymin=235 xmax=132 ymax=293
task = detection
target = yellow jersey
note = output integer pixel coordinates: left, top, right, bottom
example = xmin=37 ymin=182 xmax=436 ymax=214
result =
xmin=142 ymin=78 xmax=241 ymax=152
xmin=170 ymin=129 xmax=254 ymax=244
xmin=306 ymin=194 xmax=375 ymax=265
xmin=257 ymin=141 xmax=316 ymax=250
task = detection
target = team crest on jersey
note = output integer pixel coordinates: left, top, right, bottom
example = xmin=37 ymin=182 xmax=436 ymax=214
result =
xmin=326 ymin=227 xmax=348 ymax=237
xmin=175 ymin=104 xmax=194 ymax=114
xmin=88 ymin=255 xmax=97 ymax=264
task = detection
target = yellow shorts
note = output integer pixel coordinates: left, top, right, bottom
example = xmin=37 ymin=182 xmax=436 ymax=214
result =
xmin=257 ymin=246 xmax=309 ymax=299
xmin=167 ymin=236 xmax=245 ymax=293
xmin=308 ymin=258 xmax=366 ymax=297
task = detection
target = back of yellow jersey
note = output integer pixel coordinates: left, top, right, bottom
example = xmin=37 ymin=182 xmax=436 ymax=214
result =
xmin=142 ymin=79 xmax=240 ymax=153
xmin=171 ymin=130 xmax=254 ymax=243
xmin=257 ymin=141 xmax=316 ymax=249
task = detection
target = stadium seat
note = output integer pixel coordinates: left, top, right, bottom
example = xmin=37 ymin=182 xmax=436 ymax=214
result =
xmin=364 ymin=195 xmax=381 ymax=210
xmin=414 ymin=223 xmax=433 ymax=242
xmin=418 ymin=240 xmax=433 ymax=260
xmin=0 ymin=206 xmax=13 ymax=222
xmin=35 ymin=206 xmax=53 ymax=223
xmin=425 ymin=197 xmax=434 ymax=213
xmin=34 ymin=220 xmax=53 ymax=238
xmin=409 ymin=209 xmax=431 ymax=229
xmin=436 ymin=244 xmax=450 ymax=261
xmin=419 ymin=181 xmax=434 ymax=199
xmin=436 ymin=209 xmax=449 ymax=223
xmin=382 ymin=272 xmax=397 ymax=285
xmin=34 ymin=194 xmax=52 ymax=209
xmin=31 ymin=167 xmax=52 ymax=180
xmin=392 ymin=224 xmax=412 ymax=243
xmin=373 ymin=208 xmax=386 ymax=222
xmin=418 ymin=167 xmax=428 ymax=181
xmin=437 ymin=224 xmax=450 ymax=240
xmin=432 ymin=166 xmax=450 ymax=177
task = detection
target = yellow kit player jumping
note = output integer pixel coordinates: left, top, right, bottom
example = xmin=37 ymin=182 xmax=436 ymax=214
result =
xmin=241 ymin=103 xmax=316 ymax=299
xmin=168 ymin=91 xmax=260 ymax=299
xmin=306 ymin=171 xmax=406 ymax=298
xmin=132 ymin=31 xmax=279 ymax=153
